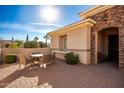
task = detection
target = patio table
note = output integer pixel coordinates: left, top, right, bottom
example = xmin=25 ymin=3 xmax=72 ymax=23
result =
xmin=31 ymin=54 xmax=43 ymax=67
xmin=31 ymin=54 xmax=43 ymax=57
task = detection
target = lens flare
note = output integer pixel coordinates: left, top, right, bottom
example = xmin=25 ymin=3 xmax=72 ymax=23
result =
xmin=40 ymin=6 xmax=59 ymax=23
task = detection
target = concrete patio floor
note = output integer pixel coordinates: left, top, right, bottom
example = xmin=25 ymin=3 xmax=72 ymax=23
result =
xmin=0 ymin=59 xmax=124 ymax=88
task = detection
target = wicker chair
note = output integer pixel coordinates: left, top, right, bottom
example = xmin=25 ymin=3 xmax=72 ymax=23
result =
xmin=41 ymin=53 xmax=56 ymax=68
xmin=50 ymin=52 xmax=56 ymax=64
xmin=18 ymin=54 xmax=32 ymax=68
xmin=41 ymin=54 xmax=50 ymax=68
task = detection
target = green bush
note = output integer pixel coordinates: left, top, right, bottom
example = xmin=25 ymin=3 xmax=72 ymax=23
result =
xmin=5 ymin=55 xmax=17 ymax=64
xmin=8 ymin=43 xmax=18 ymax=48
xmin=64 ymin=52 xmax=79 ymax=65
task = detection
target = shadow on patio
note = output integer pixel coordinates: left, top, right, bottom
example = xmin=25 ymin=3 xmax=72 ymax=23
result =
xmin=0 ymin=62 xmax=59 ymax=88
xmin=0 ymin=59 xmax=124 ymax=88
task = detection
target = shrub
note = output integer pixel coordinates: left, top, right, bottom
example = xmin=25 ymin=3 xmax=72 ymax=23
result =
xmin=8 ymin=43 xmax=18 ymax=48
xmin=5 ymin=55 xmax=17 ymax=64
xmin=64 ymin=52 xmax=79 ymax=65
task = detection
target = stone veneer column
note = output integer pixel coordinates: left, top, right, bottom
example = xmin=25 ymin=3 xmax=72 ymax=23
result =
xmin=91 ymin=30 xmax=96 ymax=64
xmin=119 ymin=27 xmax=124 ymax=71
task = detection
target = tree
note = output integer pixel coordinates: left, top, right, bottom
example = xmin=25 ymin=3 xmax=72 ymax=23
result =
xmin=12 ymin=37 xmax=14 ymax=42
xmin=23 ymin=36 xmax=40 ymax=48
xmin=34 ymin=37 xmax=38 ymax=41
xmin=11 ymin=36 xmax=14 ymax=48
xmin=15 ymin=40 xmax=24 ymax=48
xmin=23 ymin=41 xmax=33 ymax=48
xmin=39 ymin=41 xmax=46 ymax=48
xmin=33 ymin=37 xmax=39 ymax=48
xmin=32 ymin=41 xmax=39 ymax=48
xmin=43 ymin=34 xmax=49 ymax=47
xmin=26 ymin=34 xmax=29 ymax=42
xmin=23 ymin=41 xmax=40 ymax=48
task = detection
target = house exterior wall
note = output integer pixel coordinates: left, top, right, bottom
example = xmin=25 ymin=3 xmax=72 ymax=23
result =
xmin=49 ymin=5 xmax=124 ymax=70
xmin=89 ymin=5 xmax=124 ymax=70
xmin=50 ymin=26 xmax=92 ymax=64
xmin=67 ymin=26 xmax=91 ymax=49
xmin=51 ymin=35 xmax=59 ymax=48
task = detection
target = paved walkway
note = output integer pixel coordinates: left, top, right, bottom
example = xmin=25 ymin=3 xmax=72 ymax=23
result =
xmin=0 ymin=60 xmax=124 ymax=88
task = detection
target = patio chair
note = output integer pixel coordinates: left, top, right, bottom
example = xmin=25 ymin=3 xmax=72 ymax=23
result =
xmin=40 ymin=52 xmax=56 ymax=68
xmin=41 ymin=54 xmax=51 ymax=68
xmin=50 ymin=52 xmax=56 ymax=64
xmin=18 ymin=54 xmax=32 ymax=68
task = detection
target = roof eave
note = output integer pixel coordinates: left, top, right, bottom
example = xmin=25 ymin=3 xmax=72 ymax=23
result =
xmin=48 ymin=18 xmax=96 ymax=36
xmin=79 ymin=5 xmax=115 ymax=20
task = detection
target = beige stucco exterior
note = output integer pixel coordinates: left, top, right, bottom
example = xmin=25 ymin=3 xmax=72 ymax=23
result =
xmin=48 ymin=5 xmax=118 ymax=65
xmin=48 ymin=19 xmax=96 ymax=64
xmin=51 ymin=25 xmax=92 ymax=50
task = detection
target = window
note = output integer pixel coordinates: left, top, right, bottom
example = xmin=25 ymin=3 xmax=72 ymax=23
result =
xmin=59 ymin=35 xmax=67 ymax=50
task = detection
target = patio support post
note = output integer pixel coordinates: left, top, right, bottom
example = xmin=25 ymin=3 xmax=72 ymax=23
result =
xmin=91 ymin=30 xmax=97 ymax=64
xmin=119 ymin=27 xmax=124 ymax=71
xmin=94 ymin=31 xmax=98 ymax=64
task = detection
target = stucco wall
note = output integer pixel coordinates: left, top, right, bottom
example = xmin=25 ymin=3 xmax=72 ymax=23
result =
xmin=67 ymin=26 xmax=91 ymax=50
xmin=51 ymin=50 xmax=91 ymax=64
xmin=51 ymin=35 xmax=59 ymax=48
xmin=51 ymin=26 xmax=91 ymax=50
xmin=1 ymin=48 xmax=50 ymax=62
xmin=53 ymin=51 xmax=65 ymax=60
xmin=50 ymin=26 xmax=92 ymax=64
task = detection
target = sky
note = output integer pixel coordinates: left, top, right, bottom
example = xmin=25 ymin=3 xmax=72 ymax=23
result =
xmin=0 ymin=5 xmax=92 ymax=42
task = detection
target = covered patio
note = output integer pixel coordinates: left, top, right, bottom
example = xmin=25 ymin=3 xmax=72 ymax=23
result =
xmin=0 ymin=59 xmax=124 ymax=88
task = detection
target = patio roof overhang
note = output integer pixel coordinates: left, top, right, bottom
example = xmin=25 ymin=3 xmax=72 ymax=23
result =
xmin=79 ymin=5 xmax=115 ymax=20
xmin=48 ymin=18 xmax=96 ymax=36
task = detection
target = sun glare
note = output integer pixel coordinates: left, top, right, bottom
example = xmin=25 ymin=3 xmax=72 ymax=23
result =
xmin=40 ymin=6 xmax=59 ymax=23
